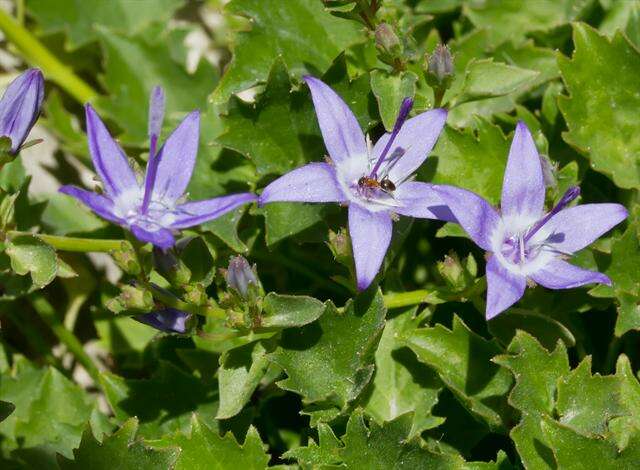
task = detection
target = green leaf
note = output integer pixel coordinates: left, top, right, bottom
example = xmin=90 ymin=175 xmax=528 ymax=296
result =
xmin=150 ymin=415 xmax=269 ymax=470
xmin=269 ymin=290 xmax=386 ymax=410
xmin=541 ymin=416 xmax=640 ymax=469
xmin=556 ymin=355 xmax=640 ymax=444
xmin=6 ymin=235 xmax=58 ymax=288
xmin=600 ymin=0 xmax=640 ymax=49
xmin=362 ymin=308 xmax=444 ymax=438
xmin=100 ymin=362 xmax=217 ymax=438
xmin=59 ymin=418 xmax=179 ymax=469
xmin=260 ymin=293 xmax=326 ymax=330
xmin=282 ymin=422 xmax=343 ymax=467
xmin=559 ymin=23 xmax=640 ymax=190
xmin=95 ymin=27 xmax=219 ymax=145
xmin=0 ymin=358 xmax=97 ymax=459
xmin=464 ymin=0 xmax=592 ymax=45
xmin=455 ymin=59 xmax=539 ymax=105
xmin=27 ymin=0 xmax=184 ymax=49
xmin=218 ymin=60 xmax=322 ymax=177
xmin=42 ymin=193 xmax=107 ymax=235
xmin=401 ymin=316 xmax=513 ymax=431
xmin=340 ymin=410 xmax=487 ymax=469
xmin=423 ymin=118 xmax=510 ymax=204
xmin=370 ymin=70 xmax=418 ymax=131
xmin=494 ymin=332 xmax=569 ymax=469
xmin=212 ymin=0 xmax=362 ymax=104
xmin=262 ymin=203 xmax=330 ymax=247
xmin=0 ymin=400 xmax=14 ymax=423
xmin=217 ymin=341 xmax=270 ymax=419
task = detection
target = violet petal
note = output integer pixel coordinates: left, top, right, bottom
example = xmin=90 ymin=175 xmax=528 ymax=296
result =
xmin=148 ymin=110 xmax=200 ymax=203
xmin=259 ymin=162 xmax=345 ymax=205
xmin=348 ymin=204 xmax=392 ymax=291
xmin=530 ymin=259 xmax=611 ymax=289
xmin=541 ymin=203 xmax=628 ymax=254
xmin=59 ymin=185 xmax=124 ymax=225
xmin=304 ymin=76 xmax=367 ymax=164
xmin=432 ymin=185 xmax=500 ymax=251
xmin=393 ymin=181 xmax=456 ymax=222
xmin=500 ymin=121 xmax=545 ymax=219
xmin=85 ymin=104 xmax=138 ymax=197
xmin=171 ymin=192 xmax=257 ymax=229
xmin=371 ymin=108 xmax=447 ymax=183
xmin=486 ymin=256 xmax=526 ymax=319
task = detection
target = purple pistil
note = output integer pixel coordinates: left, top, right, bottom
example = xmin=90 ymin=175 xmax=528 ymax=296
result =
xmin=369 ymin=97 xmax=413 ymax=179
xmin=524 ymin=186 xmax=580 ymax=243
xmin=142 ymin=86 xmax=166 ymax=214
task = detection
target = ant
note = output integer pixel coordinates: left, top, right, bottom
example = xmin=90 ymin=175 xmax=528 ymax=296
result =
xmin=357 ymin=175 xmax=396 ymax=194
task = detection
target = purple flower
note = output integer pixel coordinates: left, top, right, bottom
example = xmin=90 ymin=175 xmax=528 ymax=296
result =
xmin=259 ymin=77 xmax=450 ymax=290
xmin=60 ymin=87 xmax=257 ymax=249
xmin=135 ymin=308 xmax=190 ymax=334
xmin=434 ymin=122 xmax=628 ymax=319
xmin=0 ymin=68 xmax=44 ymax=153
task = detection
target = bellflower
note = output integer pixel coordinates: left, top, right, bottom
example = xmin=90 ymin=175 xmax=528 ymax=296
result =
xmin=259 ymin=77 xmax=450 ymax=290
xmin=434 ymin=122 xmax=628 ymax=319
xmin=135 ymin=308 xmax=190 ymax=334
xmin=0 ymin=68 xmax=44 ymax=153
xmin=60 ymin=87 xmax=257 ymax=249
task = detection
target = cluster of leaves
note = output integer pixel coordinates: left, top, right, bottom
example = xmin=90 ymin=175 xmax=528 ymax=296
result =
xmin=1 ymin=0 xmax=640 ymax=468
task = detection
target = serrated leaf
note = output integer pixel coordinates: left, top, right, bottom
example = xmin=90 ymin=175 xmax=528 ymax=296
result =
xmin=362 ymin=308 xmax=444 ymax=438
xmin=95 ymin=27 xmax=219 ymax=145
xmin=217 ymin=341 xmax=270 ymax=420
xmin=269 ymin=290 xmax=386 ymax=410
xmin=464 ymin=0 xmax=592 ymax=45
xmin=494 ymin=332 xmax=569 ymax=469
xmin=556 ymin=355 xmax=640 ymax=445
xmin=541 ymin=416 xmax=640 ymax=469
xmin=340 ymin=410 xmax=486 ymax=469
xmin=150 ymin=415 xmax=269 ymax=470
xmin=59 ymin=418 xmax=179 ymax=469
xmin=6 ymin=235 xmax=58 ymax=288
xmin=401 ymin=316 xmax=513 ymax=431
xmin=27 ymin=0 xmax=184 ymax=49
xmin=100 ymin=361 xmax=217 ymax=438
xmin=0 ymin=358 xmax=97 ymax=460
xmin=370 ymin=70 xmax=418 ymax=131
xmin=559 ymin=23 xmax=640 ymax=190
xmin=283 ymin=422 xmax=343 ymax=467
xmin=213 ymin=0 xmax=362 ymax=104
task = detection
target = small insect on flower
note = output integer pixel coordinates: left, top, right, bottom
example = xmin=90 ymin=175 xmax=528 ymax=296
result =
xmin=259 ymin=77 xmax=452 ymax=291
xmin=434 ymin=121 xmax=628 ymax=319
xmin=59 ymin=86 xmax=257 ymax=249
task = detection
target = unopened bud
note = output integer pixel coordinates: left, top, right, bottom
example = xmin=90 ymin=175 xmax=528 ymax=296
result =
xmin=226 ymin=256 xmax=260 ymax=300
xmin=438 ymin=252 xmax=464 ymax=289
xmin=111 ymin=242 xmax=141 ymax=276
xmin=427 ymin=44 xmax=454 ymax=86
xmin=107 ymin=284 xmax=154 ymax=314
xmin=0 ymin=69 xmax=44 ymax=154
xmin=375 ymin=23 xmax=401 ymax=57
xmin=183 ymin=282 xmax=208 ymax=306
xmin=152 ymin=247 xmax=191 ymax=285
xmin=135 ymin=308 xmax=191 ymax=334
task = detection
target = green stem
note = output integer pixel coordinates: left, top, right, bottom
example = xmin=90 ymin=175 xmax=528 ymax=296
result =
xmin=30 ymin=293 xmax=102 ymax=386
xmin=0 ymin=9 xmax=98 ymax=104
xmin=7 ymin=231 xmax=128 ymax=252
xmin=146 ymin=282 xmax=226 ymax=319
xmin=383 ymin=289 xmax=445 ymax=309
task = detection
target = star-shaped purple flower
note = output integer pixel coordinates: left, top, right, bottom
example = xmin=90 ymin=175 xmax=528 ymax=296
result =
xmin=0 ymin=68 xmax=44 ymax=154
xmin=60 ymin=87 xmax=256 ymax=249
xmin=259 ymin=77 xmax=451 ymax=290
xmin=434 ymin=122 xmax=628 ymax=319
